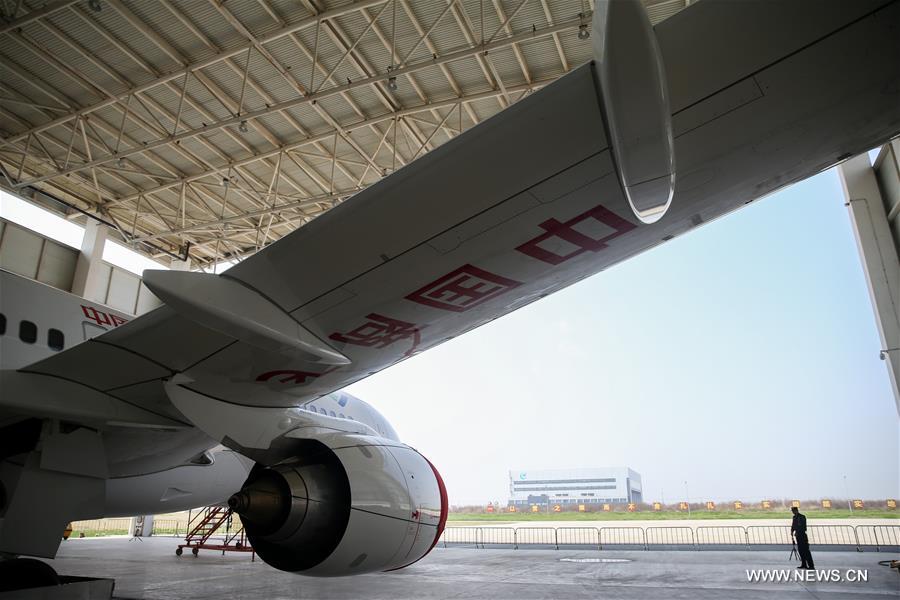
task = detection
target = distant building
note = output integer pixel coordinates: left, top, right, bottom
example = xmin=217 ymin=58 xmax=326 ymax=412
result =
xmin=508 ymin=468 xmax=643 ymax=507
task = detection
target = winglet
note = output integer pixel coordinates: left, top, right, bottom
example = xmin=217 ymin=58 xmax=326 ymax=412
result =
xmin=143 ymin=270 xmax=350 ymax=365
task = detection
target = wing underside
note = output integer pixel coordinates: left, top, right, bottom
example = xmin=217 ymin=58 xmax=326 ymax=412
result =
xmin=16 ymin=0 xmax=900 ymax=425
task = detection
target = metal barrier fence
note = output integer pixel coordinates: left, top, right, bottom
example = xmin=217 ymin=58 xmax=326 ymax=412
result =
xmin=438 ymin=524 xmax=899 ymax=552
xmin=516 ymin=527 xmax=557 ymax=548
xmin=69 ymin=518 xmax=132 ymax=537
xmin=599 ymin=527 xmax=645 ymax=549
xmin=479 ymin=527 xmax=516 ymax=547
xmin=809 ymin=525 xmax=857 ymax=548
xmin=646 ymin=526 xmax=694 ymax=548
xmin=746 ymin=525 xmax=792 ymax=547
xmin=150 ymin=519 xmax=183 ymax=537
xmin=697 ymin=526 xmax=747 ymax=547
xmin=855 ymin=525 xmax=900 ymax=551
xmin=557 ymin=527 xmax=600 ymax=548
xmin=441 ymin=527 xmax=480 ymax=547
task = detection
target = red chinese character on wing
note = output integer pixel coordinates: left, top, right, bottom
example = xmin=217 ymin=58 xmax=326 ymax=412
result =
xmin=256 ymin=370 xmax=323 ymax=385
xmin=516 ymin=203 xmax=636 ymax=265
xmin=406 ymin=264 xmax=522 ymax=313
xmin=329 ymin=313 xmax=423 ymax=357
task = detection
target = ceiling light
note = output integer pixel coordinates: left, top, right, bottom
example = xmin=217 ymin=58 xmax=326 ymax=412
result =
xmin=238 ymin=120 xmax=249 ymax=133
xmin=89 ymin=0 xmax=102 ymax=12
xmin=116 ymin=157 xmax=125 ymax=168
xmin=222 ymin=177 xmax=230 ymax=188
xmin=387 ymin=76 xmax=398 ymax=92
xmin=577 ymin=23 xmax=590 ymax=40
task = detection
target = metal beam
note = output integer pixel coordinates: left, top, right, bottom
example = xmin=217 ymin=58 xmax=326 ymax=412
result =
xmin=838 ymin=153 xmax=900 ymax=413
xmin=1 ymin=0 xmax=391 ymax=147
xmin=207 ymin=0 xmax=368 ymax=201
xmin=8 ymin=16 xmax=584 ymax=187
xmin=103 ymin=80 xmax=545 ymax=209
xmin=135 ymin=189 xmax=350 ymax=242
xmin=0 ymin=0 xmax=79 ymax=35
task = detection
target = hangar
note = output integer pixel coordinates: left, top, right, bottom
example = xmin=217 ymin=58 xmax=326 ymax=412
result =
xmin=0 ymin=0 xmax=898 ymax=596
xmin=0 ymin=0 xmax=687 ymax=272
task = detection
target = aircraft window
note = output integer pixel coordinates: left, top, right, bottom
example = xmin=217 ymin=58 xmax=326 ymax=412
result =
xmin=19 ymin=320 xmax=37 ymax=344
xmin=329 ymin=410 xmax=336 ymax=417
xmin=0 ymin=313 xmax=5 ymax=335
xmin=48 ymin=329 xmax=64 ymax=351
xmin=318 ymin=408 xmax=327 ymax=415
xmin=339 ymin=413 xmax=345 ymax=419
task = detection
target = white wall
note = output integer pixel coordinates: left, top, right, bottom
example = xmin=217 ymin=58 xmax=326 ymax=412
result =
xmin=0 ymin=218 xmax=160 ymax=316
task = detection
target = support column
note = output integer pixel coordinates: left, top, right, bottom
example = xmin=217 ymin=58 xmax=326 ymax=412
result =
xmin=168 ymin=256 xmax=192 ymax=271
xmin=71 ymin=219 xmax=107 ymax=300
xmin=838 ymin=152 xmax=900 ymax=413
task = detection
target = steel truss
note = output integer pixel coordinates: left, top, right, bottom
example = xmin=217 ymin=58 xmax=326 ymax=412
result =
xmin=0 ymin=0 xmax=686 ymax=269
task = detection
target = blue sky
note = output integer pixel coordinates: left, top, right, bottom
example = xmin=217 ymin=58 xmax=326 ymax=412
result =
xmin=347 ymin=167 xmax=899 ymax=506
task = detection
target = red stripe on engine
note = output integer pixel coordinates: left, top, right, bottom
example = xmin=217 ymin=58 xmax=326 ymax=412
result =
xmin=384 ymin=455 xmax=448 ymax=572
xmin=425 ymin=455 xmax=449 ymax=551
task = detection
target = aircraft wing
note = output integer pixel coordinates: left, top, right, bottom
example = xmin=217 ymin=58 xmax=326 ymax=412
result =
xmin=18 ymin=0 xmax=900 ymax=425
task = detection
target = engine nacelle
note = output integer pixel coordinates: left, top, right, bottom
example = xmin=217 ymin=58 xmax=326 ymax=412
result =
xmin=229 ymin=435 xmax=447 ymax=576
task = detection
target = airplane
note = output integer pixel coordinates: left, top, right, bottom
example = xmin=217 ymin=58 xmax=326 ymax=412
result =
xmin=1 ymin=0 xmax=898 ymax=587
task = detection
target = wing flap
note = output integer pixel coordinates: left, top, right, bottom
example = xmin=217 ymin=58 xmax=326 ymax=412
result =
xmin=23 ymin=339 xmax=172 ymax=391
xmin=142 ymin=270 xmax=350 ymax=364
xmin=1 ymin=370 xmax=188 ymax=428
xmin=98 ymin=307 xmax=233 ymax=372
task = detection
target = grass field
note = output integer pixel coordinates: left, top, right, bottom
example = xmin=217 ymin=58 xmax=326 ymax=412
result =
xmin=66 ymin=528 xmax=130 ymax=538
xmin=448 ymin=508 xmax=898 ymax=522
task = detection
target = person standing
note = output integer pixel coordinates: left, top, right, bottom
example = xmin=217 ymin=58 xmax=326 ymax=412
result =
xmin=791 ymin=506 xmax=815 ymax=569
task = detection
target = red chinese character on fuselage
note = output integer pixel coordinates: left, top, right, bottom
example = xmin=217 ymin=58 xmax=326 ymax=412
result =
xmin=81 ymin=305 xmax=112 ymax=326
xmin=81 ymin=305 xmax=129 ymax=328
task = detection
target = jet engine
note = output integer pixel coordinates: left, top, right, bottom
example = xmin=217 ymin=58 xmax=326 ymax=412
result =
xmin=228 ymin=436 xmax=447 ymax=576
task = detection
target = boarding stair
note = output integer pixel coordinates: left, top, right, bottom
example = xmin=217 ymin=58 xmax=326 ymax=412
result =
xmin=175 ymin=506 xmax=254 ymax=559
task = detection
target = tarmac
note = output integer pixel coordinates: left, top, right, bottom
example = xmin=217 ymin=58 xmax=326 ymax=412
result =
xmin=41 ymin=536 xmax=900 ymax=599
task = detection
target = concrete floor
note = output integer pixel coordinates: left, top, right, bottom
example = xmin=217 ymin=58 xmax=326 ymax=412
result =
xmin=43 ymin=537 xmax=898 ymax=599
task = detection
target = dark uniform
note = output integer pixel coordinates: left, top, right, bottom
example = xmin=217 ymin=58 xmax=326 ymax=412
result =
xmin=791 ymin=510 xmax=814 ymax=569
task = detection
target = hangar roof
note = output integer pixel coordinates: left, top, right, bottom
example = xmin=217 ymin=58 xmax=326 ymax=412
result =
xmin=0 ymin=0 xmax=687 ymax=270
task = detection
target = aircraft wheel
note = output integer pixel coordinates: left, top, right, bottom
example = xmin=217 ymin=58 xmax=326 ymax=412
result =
xmin=192 ymin=547 xmax=199 ymax=556
xmin=175 ymin=548 xmax=183 ymax=556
